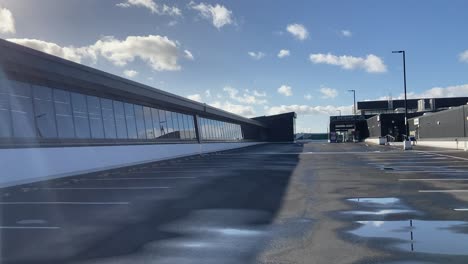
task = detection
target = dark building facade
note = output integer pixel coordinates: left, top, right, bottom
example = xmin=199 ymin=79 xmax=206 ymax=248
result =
xmin=0 ymin=39 xmax=295 ymax=148
xmin=253 ymin=112 xmax=296 ymax=142
xmin=409 ymin=105 xmax=468 ymax=139
xmin=330 ymin=97 xmax=468 ymax=141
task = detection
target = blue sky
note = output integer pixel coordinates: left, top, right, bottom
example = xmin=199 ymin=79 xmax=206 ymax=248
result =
xmin=1 ymin=0 xmax=468 ymax=132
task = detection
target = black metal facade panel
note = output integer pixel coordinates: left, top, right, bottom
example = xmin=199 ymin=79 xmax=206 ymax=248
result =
xmin=253 ymin=112 xmax=296 ymax=142
xmin=357 ymin=101 xmax=388 ymax=110
xmin=358 ymin=98 xmax=468 ymax=111
xmin=434 ymin=98 xmax=468 ymax=108
xmin=0 ymin=39 xmax=265 ymax=127
xmin=411 ymin=106 xmax=467 ymax=138
xmin=366 ymin=115 xmax=382 ymax=137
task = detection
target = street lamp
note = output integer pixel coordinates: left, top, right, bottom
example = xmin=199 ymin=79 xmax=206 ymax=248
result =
xmin=392 ymin=50 xmax=409 ymax=140
xmin=348 ymin=89 xmax=356 ymax=115
xmin=336 ymin=110 xmax=341 ymax=116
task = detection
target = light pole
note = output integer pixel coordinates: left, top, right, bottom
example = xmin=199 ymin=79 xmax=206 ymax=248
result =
xmin=336 ymin=110 xmax=341 ymax=116
xmin=348 ymin=89 xmax=356 ymax=115
xmin=392 ymin=50 xmax=409 ymax=140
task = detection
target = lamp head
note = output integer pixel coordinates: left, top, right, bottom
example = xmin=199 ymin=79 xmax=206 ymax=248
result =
xmin=392 ymin=50 xmax=404 ymax=53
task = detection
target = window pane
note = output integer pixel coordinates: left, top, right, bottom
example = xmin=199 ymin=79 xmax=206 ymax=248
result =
xmin=71 ymin=92 xmax=91 ymax=139
xmin=143 ymin=106 xmax=154 ymax=139
xmin=101 ymin=98 xmax=116 ymax=139
xmin=178 ymin=113 xmax=186 ymax=139
xmin=151 ymin=108 xmax=161 ymax=138
xmin=158 ymin=109 xmax=167 ymax=138
xmin=0 ymin=80 xmax=11 ymax=137
xmin=124 ymin=103 xmax=137 ymax=139
xmin=54 ymin=89 xmax=75 ymax=138
xmin=183 ymin=115 xmax=190 ymax=140
xmin=208 ymin=119 xmax=214 ymax=140
xmin=190 ymin=116 xmax=196 ymax=140
xmin=32 ymin=85 xmax=57 ymax=138
xmin=113 ymin=101 xmax=128 ymax=139
xmin=87 ymin=95 xmax=105 ymax=139
xmin=214 ymin=120 xmax=220 ymax=140
xmin=9 ymin=81 xmax=36 ymax=138
xmin=172 ymin=112 xmax=180 ymax=139
xmin=134 ymin=105 xmax=146 ymax=139
xmin=165 ymin=111 xmax=174 ymax=138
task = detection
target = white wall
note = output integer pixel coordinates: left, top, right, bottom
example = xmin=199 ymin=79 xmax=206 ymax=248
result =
xmin=416 ymin=140 xmax=468 ymax=150
xmin=364 ymin=138 xmax=381 ymax=145
xmin=0 ymin=142 xmax=263 ymax=188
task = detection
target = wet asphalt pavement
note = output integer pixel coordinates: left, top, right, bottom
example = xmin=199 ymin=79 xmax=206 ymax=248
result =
xmin=2 ymin=142 xmax=468 ymax=263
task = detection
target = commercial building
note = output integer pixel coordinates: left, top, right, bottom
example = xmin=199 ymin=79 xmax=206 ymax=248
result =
xmin=329 ymin=97 xmax=468 ymax=142
xmin=408 ymin=105 xmax=468 ymax=149
xmin=0 ymin=39 xmax=295 ymax=187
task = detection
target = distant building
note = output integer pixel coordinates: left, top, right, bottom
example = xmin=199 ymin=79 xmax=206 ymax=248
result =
xmin=329 ymin=97 xmax=468 ymax=142
xmin=0 ymin=39 xmax=296 ymax=187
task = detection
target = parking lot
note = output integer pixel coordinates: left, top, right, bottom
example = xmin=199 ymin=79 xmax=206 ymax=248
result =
xmin=2 ymin=142 xmax=468 ymax=264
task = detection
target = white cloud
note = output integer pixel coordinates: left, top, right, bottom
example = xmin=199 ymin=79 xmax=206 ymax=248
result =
xmin=248 ymin=51 xmax=265 ymax=60
xmin=209 ymin=101 xmax=255 ymax=116
xmin=7 ymin=38 xmax=96 ymax=63
xmin=309 ymin=53 xmax=387 ymax=73
xmin=341 ymin=30 xmax=352 ymax=37
xmin=190 ymin=2 xmax=234 ymax=29
xmin=266 ymin=104 xmax=352 ymax=116
xmin=277 ymin=49 xmax=290 ymax=58
xmin=184 ymin=49 xmax=194 ymax=60
xmin=459 ymin=50 xmax=468 ymax=63
xmin=9 ymin=35 xmax=183 ymax=72
xmin=0 ymin=6 xmax=15 ymax=34
xmin=187 ymin=94 xmax=202 ymax=102
xmin=205 ymin=89 xmax=211 ymax=97
xmin=168 ymin=20 xmax=178 ymax=27
xmin=123 ymin=69 xmax=138 ymax=78
xmin=92 ymin=35 xmax=181 ymax=71
xmin=408 ymin=84 xmax=468 ymax=99
xmin=320 ymin=87 xmax=338 ymax=99
xmin=117 ymin=0 xmax=181 ymax=16
xmin=223 ymin=86 xmax=267 ymax=104
xmin=277 ymin=85 xmax=292 ymax=96
xmin=253 ymin=90 xmax=266 ymax=97
xmin=286 ymin=23 xmax=308 ymax=40
xmin=304 ymin=94 xmax=313 ymax=100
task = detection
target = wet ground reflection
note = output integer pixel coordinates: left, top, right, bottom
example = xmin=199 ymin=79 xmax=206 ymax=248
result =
xmin=350 ymin=220 xmax=468 ymax=255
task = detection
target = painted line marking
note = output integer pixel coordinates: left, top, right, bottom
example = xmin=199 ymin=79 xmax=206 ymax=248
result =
xmin=386 ymin=170 xmax=467 ymax=174
xmin=419 ymin=190 xmax=468 ymax=193
xmin=0 ymin=226 xmax=60 ymax=229
xmin=400 ymin=178 xmax=468 ymax=181
xmin=416 ymin=151 xmax=468 ymax=161
xmin=454 ymin=209 xmax=468 ymax=211
xmin=83 ymin=177 xmax=196 ymax=181
xmin=41 ymin=187 xmax=170 ymax=190
xmin=0 ymin=202 xmax=130 ymax=205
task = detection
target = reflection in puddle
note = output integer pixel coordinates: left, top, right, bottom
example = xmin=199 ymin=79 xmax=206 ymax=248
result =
xmin=344 ymin=209 xmax=415 ymax=216
xmin=350 ymin=220 xmax=468 ymax=255
xmin=347 ymin=197 xmax=400 ymax=205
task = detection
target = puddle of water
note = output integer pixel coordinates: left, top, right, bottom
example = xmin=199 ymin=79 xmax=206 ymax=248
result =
xmin=349 ymin=220 xmax=468 ymax=255
xmin=344 ymin=209 xmax=415 ymax=216
xmin=347 ymin=197 xmax=400 ymax=205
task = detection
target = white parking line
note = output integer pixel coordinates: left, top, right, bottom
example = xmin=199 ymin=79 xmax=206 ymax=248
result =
xmin=417 ymin=151 xmax=468 ymax=161
xmin=400 ymin=178 xmax=468 ymax=181
xmin=386 ymin=170 xmax=467 ymax=174
xmin=41 ymin=187 xmax=170 ymax=190
xmin=419 ymin=190 xmax=468 ymax=193
xmin=0 ymin=226 xmax=60 ymax=229
xmin=0 ymin=202 xmax=130 ymax=205
xmin=83 ymin=177 xmax=196 ymax=181
xmin=454 ymin=208 xmax=468 ymax=211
